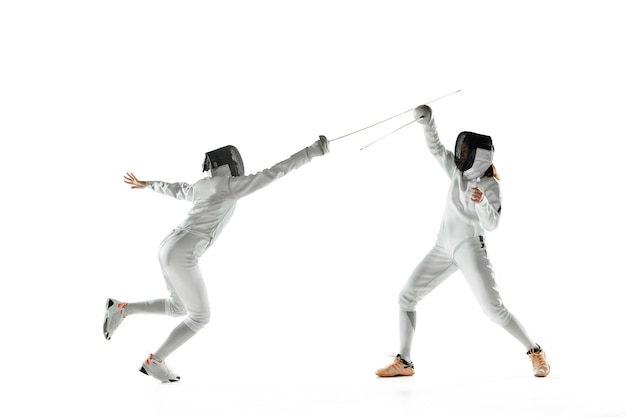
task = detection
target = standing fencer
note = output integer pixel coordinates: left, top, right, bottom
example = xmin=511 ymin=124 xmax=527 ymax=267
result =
xmin=375 ymin=105 xmax=550 ymax=378
xmin=104 ymin=136 xmax=329 ymax=382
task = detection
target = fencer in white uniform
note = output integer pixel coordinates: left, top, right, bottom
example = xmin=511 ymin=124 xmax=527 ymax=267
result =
xmin=375 ymin=105 xmax=550 ymax=378
xmin=104 ymin=137 xmax=329 ymax=382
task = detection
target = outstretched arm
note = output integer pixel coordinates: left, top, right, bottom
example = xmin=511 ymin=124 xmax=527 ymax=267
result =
xmin=228 ymin=136 xmax=330 ymax=199
xmin=123 ymin=172 xmax=193 ymax=201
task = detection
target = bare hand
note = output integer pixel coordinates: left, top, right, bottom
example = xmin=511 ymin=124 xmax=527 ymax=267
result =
xmin=124 ymin=172 xmax=147 ymax=189
xmin=470 ymin=187 xmax=484 ymax=203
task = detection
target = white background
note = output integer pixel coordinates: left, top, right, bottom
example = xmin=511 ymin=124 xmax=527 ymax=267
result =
xmin=1 ymin=1 xmax=625 ymax=416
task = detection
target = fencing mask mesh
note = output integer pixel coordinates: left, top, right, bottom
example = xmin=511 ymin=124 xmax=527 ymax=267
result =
xmin=454 ymin=131 xmax=494 ymax=180
xmin=202 ymin=145 xmax=245 ymax=176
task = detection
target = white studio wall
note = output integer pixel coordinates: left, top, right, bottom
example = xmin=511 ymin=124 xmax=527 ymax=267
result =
xmin=1 ymin=1 xmax=625 ymax=416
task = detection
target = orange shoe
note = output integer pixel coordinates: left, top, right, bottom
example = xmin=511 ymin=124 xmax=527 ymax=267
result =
xmin=527 ymin=345 xmax=551 ymax=377
xmin=375 ymin=354 xmax=415 ymax=377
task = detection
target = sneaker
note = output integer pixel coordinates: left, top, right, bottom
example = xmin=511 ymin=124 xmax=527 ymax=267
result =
xmin=375 ymin=354 xmax=415 ymax=377
xmin=139 ymin=353 xmax=181 ymax=383
xmin=527 ymin=345 xmax=551 ymax=377
xmin=103 ymin=298 xmax=128 ymax=340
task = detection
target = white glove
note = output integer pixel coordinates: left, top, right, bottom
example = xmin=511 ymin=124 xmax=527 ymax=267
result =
xmin=413 ymin=105 xmax=432 ymax=125
xmin=307 ymin=135 xmax=330 ymax=158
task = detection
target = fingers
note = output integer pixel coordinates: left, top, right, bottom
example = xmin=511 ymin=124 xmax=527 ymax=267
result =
xmin=124 ymin=172 xmax=143 ymax=188
xmin=470 ymin=187 xmax=484 ymax=203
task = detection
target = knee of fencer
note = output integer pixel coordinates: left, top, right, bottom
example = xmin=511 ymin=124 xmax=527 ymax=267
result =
xmin=483 ymin=305 xmax=511 ymax=327
xmin=166 ymin=299 xmax=187 ymax=317
xmin=398 ymin=292 xmax=418 ymax=312
xmin=184 ymin=313 xmax=210 ymax=333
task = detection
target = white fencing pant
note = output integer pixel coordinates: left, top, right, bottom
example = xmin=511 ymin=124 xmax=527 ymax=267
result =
xmin=398 ymin=236 xmax=534 ymax=357
xmin=159 ymin=229 xmax=212 ymax=333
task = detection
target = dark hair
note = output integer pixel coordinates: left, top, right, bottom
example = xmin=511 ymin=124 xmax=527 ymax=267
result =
xmin=484 ymin=164 xmax=501 ymax=180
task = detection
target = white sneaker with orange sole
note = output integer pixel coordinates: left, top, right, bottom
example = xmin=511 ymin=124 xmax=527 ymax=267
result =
xmin=103 ymin=298 xmax=127 ymax=341
xmin=139 ymin=353 xmax=181 ymax=383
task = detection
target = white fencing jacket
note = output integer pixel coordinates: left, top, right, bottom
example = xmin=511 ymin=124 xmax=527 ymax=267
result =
xmin=146 ymin=148 xmax=314 ymax=242
xmin=423 ymin=119 xmax=502 ymax=249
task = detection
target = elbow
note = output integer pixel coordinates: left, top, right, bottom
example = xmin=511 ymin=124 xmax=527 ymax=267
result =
xmin=483 ymin=222 xmax=499 ymax=232
xmin=481 ymin=216 xmax=500 ymax=232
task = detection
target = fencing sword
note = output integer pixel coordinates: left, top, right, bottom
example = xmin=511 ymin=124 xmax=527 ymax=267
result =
xmin=328 ymin=89 xmax=462 ymax=150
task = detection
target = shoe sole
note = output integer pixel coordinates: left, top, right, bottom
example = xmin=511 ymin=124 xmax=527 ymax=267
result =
xmin=103 ymin=298 xmax=115 ymax=340
xmin=139 ymin=366 xmax=181 ymax=383
xmin=375 ymin=372 xmax=415 ymax=377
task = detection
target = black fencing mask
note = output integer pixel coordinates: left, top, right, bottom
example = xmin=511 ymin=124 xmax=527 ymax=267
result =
xmin=454 ymin=131 xmax=494 ymax=180
xmin=202 ymin=145 xmax=245 ymax=176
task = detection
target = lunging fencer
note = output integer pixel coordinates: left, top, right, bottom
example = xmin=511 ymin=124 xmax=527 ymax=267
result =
xmin=103 ymin=137 xmax=329 ymax=382
xmin=375 ymin=105 xmax=551 ymax=378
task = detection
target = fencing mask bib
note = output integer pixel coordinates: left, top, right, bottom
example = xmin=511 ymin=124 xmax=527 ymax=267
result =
xmin=202 ymin=145 xmax=245 ymax=176
xmin=454 ymin=131 xmax=494 ymax=181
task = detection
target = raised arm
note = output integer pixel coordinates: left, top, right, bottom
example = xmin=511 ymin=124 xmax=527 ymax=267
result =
xmin=414 ymin=105 xmax=456 ymax=177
